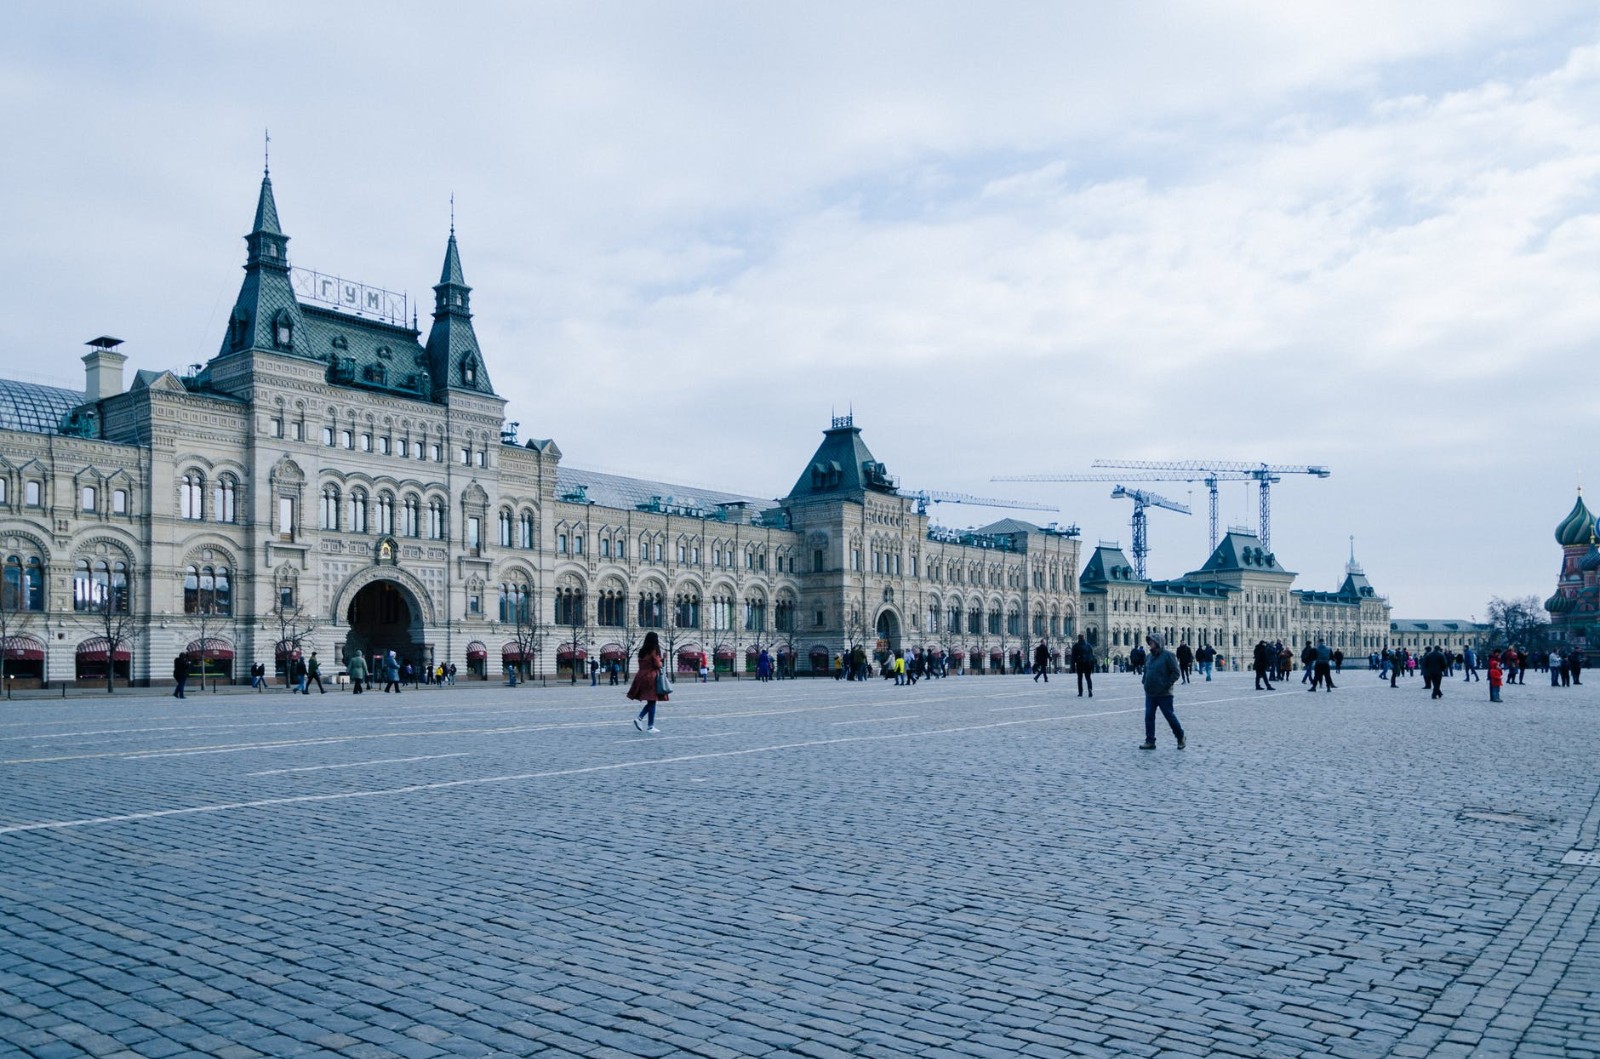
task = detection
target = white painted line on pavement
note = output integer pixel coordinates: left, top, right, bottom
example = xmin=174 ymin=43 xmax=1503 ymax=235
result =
xmin=245 ymin=753 xmax=472 ymax=776
xmin=829 ymin=715 xmax=919 ymax=726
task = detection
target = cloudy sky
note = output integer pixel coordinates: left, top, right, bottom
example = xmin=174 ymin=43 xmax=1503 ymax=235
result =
xmin=4 ymin=2 xmax=1599 ymax=621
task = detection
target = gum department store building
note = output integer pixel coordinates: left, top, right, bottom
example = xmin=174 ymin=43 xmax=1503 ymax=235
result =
xmin=0 ymin=173 xmax=1403 ymax=687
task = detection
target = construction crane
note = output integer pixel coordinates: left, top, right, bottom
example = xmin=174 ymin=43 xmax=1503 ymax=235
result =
xmin=1110 ymin=486 xmax=1190 ymax=580
xmin=901 ymin=489 xmax=1060 ymax=518
xmin=1092 ymin=460 xmax=1329 ymax=552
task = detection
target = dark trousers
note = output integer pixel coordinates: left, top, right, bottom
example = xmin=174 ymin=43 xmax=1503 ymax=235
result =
xmin=1144 ymin=694 xmax=1184 ymax=743
xmin=636 ymin=700 xmax=657 ymax=726
xmin=1075 ymin=665 xmax=1093 ymax=696
xmin=1254 ymin=665 xmax=1273 ymax=689
xmin=308 ymin=675 xmax=325 ymax=694
xmin=173 ymin=676 xmax=187 ymax=698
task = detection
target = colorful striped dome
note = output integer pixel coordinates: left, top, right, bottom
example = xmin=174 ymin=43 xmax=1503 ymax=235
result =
xmin=1547 ymin=591 xmax=1576 ymax=614
xmin=1555 ymin=494 xmax=1595 ymax=547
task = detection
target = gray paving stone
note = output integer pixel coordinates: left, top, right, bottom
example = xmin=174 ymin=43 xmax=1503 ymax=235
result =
xmin=1 ymin=677 xmax=1597 ymax=1057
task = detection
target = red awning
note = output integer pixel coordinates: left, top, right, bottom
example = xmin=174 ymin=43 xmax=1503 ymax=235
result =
xmin=714 ymin=647 xmax=735 ymax=660
xmin=466 ymin=641 xmax=488 ymax=661
xmin=76 ymin=638 xmax=130 ymax=663
xmin=1 ymin=636 xmax=45 ymax=661
xmin=951 ymin=650 xmax=965 ymax=661
xmin=502 ymin=648 xmax=530 ymax=662
xmin=989 ymin=649 xmax=1004 ymax=659
xmin=600 ymin=647 xmax=625 ymax=662
xmin=557 ymin=648 xmax=587 ymax=661
xmin=808 ymin=647 xmax=829 ymax=658
xmin=187 ymin=639 xmax=235 ymax=660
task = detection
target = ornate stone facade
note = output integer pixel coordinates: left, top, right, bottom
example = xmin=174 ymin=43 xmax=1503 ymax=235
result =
xmin=0 ymin=174 xmax=1082 ymax=685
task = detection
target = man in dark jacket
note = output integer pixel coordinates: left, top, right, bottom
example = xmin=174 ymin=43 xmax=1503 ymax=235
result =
xmin=1071 ymin=634 xmax=1095 ymax=697
xmin=1139 ymin=635 xmax=1185 ymax=750
xmin=1032 ymin=640 xmax=1050 ymax=683
xmin=1421 ymin=645 xmax=1448 ymax=699
xmin=172 ymin=654 xmax=189 ymax=699
xmin=1253 ymin=640 xmax=1275 ymax=690
xmin=1175 ymin=641 xmax=1193 ymax=684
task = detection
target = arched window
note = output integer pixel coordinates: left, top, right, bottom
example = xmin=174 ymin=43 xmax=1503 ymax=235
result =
xmin=499 ymin=583 xmax=531 ymax=624
xmin=461 ymin=355 xmax=477 ymax=386
xmin=637 ymin=590 xmax=663 ymax=628
xmin=184 ymin=565 xmax=232 ymax=616
xmin=743 ymin=596 xmax=767 ymax=632
xmin=320 ymin=485 xmax=340 ymax=530
xmin=498 ymin=509 xmax=513 ymax=548
xmin=73 ymin=560 xmax=129 ymax=613
xmin=519 ymin=512 xmax=535 ymax=549
xmin=349 ymin=489 xmax=368 ymax=534
xmin=402 ymin=495 xmax=420 ymax=537
xmin=674 ymin=592 xmax=700 ymax=629
xmin=598 ymin=589 xmax=626 ymax=627
xmin=180 ymin=473 xmax=204 ymax=520
xmin=376 ymin=493 xmax=395 ymax=535
xmin=272 ymin=311 xmax=293 ymax=350
xmin=555 ymin=586 xmax=585 ymax=627
xmin=214 ymin=476 xmax=237 ymax=523
xmin=428 ymin=499 xmax=445 ymax=540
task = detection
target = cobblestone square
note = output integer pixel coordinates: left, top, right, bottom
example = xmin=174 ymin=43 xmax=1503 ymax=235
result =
xmin=2 ymin=669 xmax=1597 ymax=1057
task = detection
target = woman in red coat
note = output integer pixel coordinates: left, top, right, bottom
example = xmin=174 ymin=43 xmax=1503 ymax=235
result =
xmin=628 ymin=630 xmax=669 ymax=732
xmin=1487 ymin=654 xmax=1503 ymax=703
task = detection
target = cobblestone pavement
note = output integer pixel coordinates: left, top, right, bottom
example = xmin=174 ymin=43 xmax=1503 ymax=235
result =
xmin=1 ymin=668 xmax=1597 ymax=1058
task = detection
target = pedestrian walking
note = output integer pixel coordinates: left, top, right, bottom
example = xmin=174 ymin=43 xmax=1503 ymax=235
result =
xmin=1253 ymin=640 xmax=1275 ymax=690
xmin=1071 ymin=634 xmax=1095 ymax=697
xmin=383 ymin=650 xmax=402 ymax=693
xmin=1033 ymin=639 xmax=1050 ymax=683
xmin=1421 ymin=645 xmax=1447 ymax=699
xmin=628 ymin=630 xmax=669 ymax=733
xmin=346 ymin=651 xmax=367 ymax=694
xmin=1463 ymin=645 xmax=1480 ymax=681
xmin=292 ymin=653 xmax=309 ymax=694
xmin=1138 ymin=635 xmax=1186 ymax=750
xmin=1175 ymin=641 xmax=1193 ymax=684
xmin=307 ymin=652 xmax=326 ymax=694
xmin=172 ymin=654 xmax=189 ymax=698
xmin=1311 ymin=640 xmax=1335 ymax=692
xmin=1196 ymin=643 xmax=1214 ymax=681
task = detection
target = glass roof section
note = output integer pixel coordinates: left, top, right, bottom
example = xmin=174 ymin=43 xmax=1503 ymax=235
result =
xmin=555 ymin=466 xmax=777 ymax=517
xmin=0 ymin=380 xmax=83 ymax=434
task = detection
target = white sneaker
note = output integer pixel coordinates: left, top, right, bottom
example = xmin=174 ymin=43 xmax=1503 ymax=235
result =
xmin=648 ymin=726 xmax=660 ymax=733
xmin=632 ymin=717 xmax=644 ymax=732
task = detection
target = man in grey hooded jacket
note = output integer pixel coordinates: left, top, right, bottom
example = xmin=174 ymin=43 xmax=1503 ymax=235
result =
xmin=1139 ymin=634 xmax=1186 ymax=750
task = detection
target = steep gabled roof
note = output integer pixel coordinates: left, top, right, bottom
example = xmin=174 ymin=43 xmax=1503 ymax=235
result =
xmin=1190 ymin=529 xmax=1295 ymax=577
xmin=787 ymin=418 xmax=896 ymax=501
xmin=1081 ymin=543 xmax=1140 ymax=586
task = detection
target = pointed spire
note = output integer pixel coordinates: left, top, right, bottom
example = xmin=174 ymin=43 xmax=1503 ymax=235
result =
xmin=252 ymin=173 xmax=283 ymax=237
xmin=439 ymin=231 xmax=466 ymax=287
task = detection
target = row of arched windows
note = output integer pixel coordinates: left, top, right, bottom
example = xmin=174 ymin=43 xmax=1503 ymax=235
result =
xmin=179 ymin=474 xmax=238 ymax=522
xmin=320 ymin=487 xmax=446 ymax=540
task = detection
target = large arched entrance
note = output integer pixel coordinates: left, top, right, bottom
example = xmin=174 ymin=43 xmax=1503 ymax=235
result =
xmin=875 ymin=609 xmax=901 ymax=658
xmin=345 ymin=579 xmax=427 ymax=676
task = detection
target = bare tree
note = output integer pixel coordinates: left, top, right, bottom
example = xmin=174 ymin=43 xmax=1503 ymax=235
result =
xmin=506 ymin=587 xmax=544 ymax=682
xmin=1487 ymin=596 xmax=1549 ymax=651
xmin=78 ymin=576 xmax=137 ymax=693
xmin=268 ymin=598 xmax=318 ymax=687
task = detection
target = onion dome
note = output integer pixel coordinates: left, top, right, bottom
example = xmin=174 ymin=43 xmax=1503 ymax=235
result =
xmin=1546 ymin=591 xmax=1575 ymax=615
xmin=1583 ymin=544 xmax=1600 ymax=573
xmin=1556 ymin=493 xmax=1595 ymax=547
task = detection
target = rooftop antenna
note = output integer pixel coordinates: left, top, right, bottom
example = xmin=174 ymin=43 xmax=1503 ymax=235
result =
xmin=450 ymin=192 xmax=455 ymax=235
xmin=264 ymin=128 xmax=270 ymax=176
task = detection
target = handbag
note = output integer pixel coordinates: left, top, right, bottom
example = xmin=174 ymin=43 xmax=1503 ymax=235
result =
xmin=654 ymin=670 xmax=671 ymax=697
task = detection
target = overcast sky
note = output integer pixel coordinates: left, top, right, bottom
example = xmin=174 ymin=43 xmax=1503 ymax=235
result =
xmin=4 ymin=2 xmax=1599 ymax=621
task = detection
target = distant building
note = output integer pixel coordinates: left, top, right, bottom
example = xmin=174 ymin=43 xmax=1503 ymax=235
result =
xmin=1079 ymin=529 xmax=1392 ymax=667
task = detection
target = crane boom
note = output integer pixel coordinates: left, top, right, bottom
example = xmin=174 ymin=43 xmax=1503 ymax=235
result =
xmin=1091 ymin=459 xmax=1329 ymax=551
xmin=902 ymin=489 xmax=1059 ymax=516
xmin=1109 ymin=486 xmax=1190 ymax=579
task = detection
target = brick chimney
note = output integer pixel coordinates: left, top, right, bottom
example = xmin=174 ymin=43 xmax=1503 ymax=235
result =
xmin=83 ymin=336 xmax=127 ymax=402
